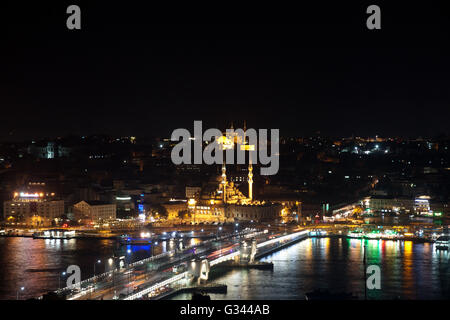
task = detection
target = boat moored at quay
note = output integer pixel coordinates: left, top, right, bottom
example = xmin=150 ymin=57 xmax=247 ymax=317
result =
xmin=33 ymin=229 xmax=76 ymax=239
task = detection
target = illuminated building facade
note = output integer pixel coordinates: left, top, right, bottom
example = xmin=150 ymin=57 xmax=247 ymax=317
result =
xmin=185 ymin=186 xmax=201 ymax=198
xmin=73 ymin=200 xmax=116 ymax=222
xmin=115 ymin=195 xmax=135 ymax=218
xmin=226 ymin=203 xmax=281 ymax=222
xmin=27 ymin=141 xmax=70 ymax=159
xmin=163 ymin=200 xmax=189 ymax=220
xmin=364 ymin=195 xmax=447 ymax=218
xmin=365 ymin=196 xmax=414 ymax=213
xmin=3 ymin=191 xmax=64 ymax=227
xmin=414 ymin=195 xmax=431 ymax=215
xmin=189 ymin=197 xmax=226 ymax=222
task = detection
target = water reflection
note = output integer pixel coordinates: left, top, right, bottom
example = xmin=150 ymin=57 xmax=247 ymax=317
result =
xmin=170 ymin=238 xmax=450 ymax=300
xmin=0 ymin=237 xmax=204 ymax=299
xmin=1 ymin=236 xmax=449 ymax=300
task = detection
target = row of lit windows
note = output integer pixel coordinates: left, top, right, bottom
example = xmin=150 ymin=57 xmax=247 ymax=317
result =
xmin=196 ymin=206 xmax=211 ymax=210
xmin=194 ymin=209 xmax=222 ymax=215
xmin=236 ymin=212 xmax=269 ymax=218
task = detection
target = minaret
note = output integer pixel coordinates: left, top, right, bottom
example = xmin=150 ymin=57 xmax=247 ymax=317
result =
xmin=248 ymin=160 xmax=253 ymax=201
xmin=221 ymin=162 xmax=227 ymax=203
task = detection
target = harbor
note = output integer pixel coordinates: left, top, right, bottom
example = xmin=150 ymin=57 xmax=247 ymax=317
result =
xmin=2 ymin=225 xmax=448 ymax=252
xmin=0 ymin=226 xmax=230 ymax=242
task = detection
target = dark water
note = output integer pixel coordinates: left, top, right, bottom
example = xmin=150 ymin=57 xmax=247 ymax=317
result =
xmin=0 ymin=237 xmax=200 ymax=300
xmin=172 ymin=238 xmax=450 ymax=300
xmin=1 ymin=237 xmax=449 ymax=300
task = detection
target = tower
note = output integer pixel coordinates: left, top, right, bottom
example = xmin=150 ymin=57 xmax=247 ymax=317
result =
xmin=248 ymin=161 xmax=253 ymax=201
xmin=221 ymin=163 xmax=227 ymax=203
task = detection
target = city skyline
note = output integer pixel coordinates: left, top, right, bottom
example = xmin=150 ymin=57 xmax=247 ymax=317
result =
xmin=0 ymin=1 xmax=449 ymax=307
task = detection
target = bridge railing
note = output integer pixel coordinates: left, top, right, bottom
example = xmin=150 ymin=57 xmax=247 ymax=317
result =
xmin=256 ymin=230 xmax=309 ymax=248
xmin=124 ymin=249 xmax=241 ymax=300
xmin=54 ymin=249 xmax=176 ymax=296
xmin=209 ymin=250 xmax=240 ymax=267
xmin=53 ymin=229 xmax=254 ymax=297
xmin=124 ymin=272 xmax=188 ymax=300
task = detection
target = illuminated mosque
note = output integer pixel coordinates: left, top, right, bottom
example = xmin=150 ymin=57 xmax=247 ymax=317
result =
xmin=187 ymin=122 xmax=281 ymax=223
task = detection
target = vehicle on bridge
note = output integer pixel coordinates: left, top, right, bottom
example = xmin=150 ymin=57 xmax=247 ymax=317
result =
xmin=173 ymin=263 xmax=187 ymax=274
xmin=206 ymin=244 xmax=239 ymax=260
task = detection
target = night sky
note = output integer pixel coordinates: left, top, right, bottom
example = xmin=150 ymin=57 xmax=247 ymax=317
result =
xmin=1 ymin=2 xmax=449 ymax=141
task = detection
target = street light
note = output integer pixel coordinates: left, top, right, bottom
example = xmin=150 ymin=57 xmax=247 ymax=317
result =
xmin=17 ymin=287 xmax=25 ymax=300
xmin=94 ymin=259 xmax=101 ymax=277
xmin=107 ymin=257 xmax=117 ymax=289
xmin=59 ymin=272 xmax=66 ymax=289
xmin=126 ymin=249 xmax=132 ymax=268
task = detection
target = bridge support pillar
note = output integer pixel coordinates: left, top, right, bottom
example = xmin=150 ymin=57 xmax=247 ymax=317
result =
xmin=198 ymin=259 xmax=210 ymax=284
xmin=249 ymin=238 xmax=257 ymax=263
xmin=240 ymin=238 xmax=257 ymax=264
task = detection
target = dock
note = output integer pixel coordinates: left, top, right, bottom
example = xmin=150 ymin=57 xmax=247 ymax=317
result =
xmin=155 ymin=283 xmax=227 ymax=300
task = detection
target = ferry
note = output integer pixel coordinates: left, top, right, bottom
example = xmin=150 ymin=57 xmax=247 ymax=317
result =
xmin=347 ymin=230 xmax=364 ymax=239
xmin=33 ymin=229 xmax=76 ymax=239
xmin=119 ymin=237 xmax=152 ymax=245
xmin=435 ymin=235 xmax=449 ymax=250
xmin=309 ymin=230 xmax=328 ymax=237
xmin=119 ymin=232 xmax=155 ymax=246
xmin=119 ymin=232 xmax=154 ymax=245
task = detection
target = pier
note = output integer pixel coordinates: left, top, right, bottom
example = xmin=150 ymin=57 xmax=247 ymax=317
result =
xmin=153 ymin=283 xmax=227 ymax=300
